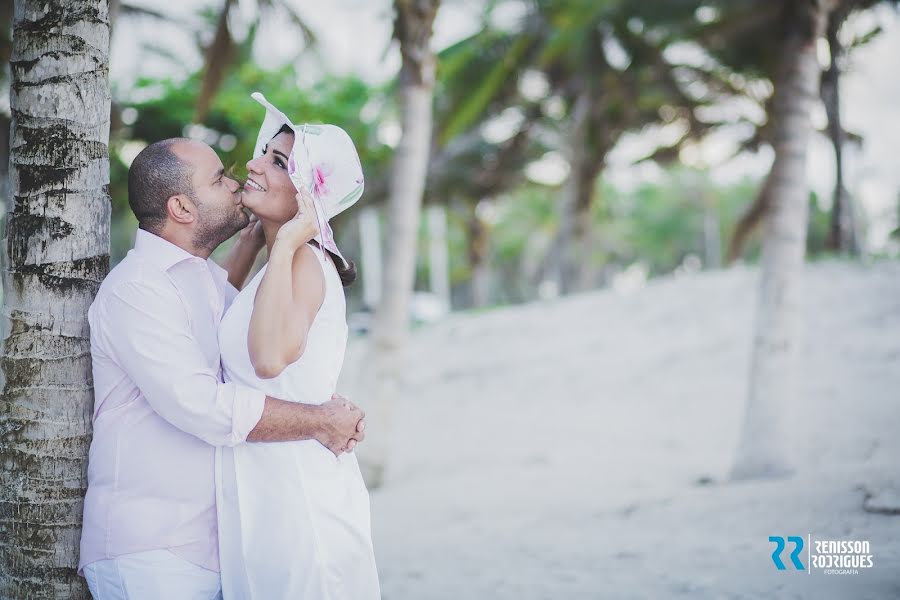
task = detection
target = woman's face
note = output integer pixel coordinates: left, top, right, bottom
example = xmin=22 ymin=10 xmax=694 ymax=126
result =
xmin=241 ymin=131 xmax=297 ymax=224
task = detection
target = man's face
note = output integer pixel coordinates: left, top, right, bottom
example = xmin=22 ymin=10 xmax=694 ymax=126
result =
xmin=174 ymin=140 xmax=249 ymax=251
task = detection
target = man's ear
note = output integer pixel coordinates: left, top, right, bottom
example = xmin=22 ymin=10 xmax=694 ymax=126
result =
xmin=166 ymin=195 xmax=196 ymax=225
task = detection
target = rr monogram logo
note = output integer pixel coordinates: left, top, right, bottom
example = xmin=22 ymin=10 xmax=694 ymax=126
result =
xmin=769 ymin=536 xmax=805 ymax=570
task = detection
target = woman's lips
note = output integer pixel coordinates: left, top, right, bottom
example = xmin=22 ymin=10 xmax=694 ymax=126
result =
xmin=245 ymin=178 xmax=266 ymax=192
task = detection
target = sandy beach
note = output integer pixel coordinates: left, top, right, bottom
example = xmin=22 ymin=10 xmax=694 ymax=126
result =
xmin=342 ymin=260 xmax=900 ymax=599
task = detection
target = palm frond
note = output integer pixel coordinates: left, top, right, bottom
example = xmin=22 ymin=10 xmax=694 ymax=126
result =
xmin=439 ymin=33 xmax=534 ymax=145
xmin=118 ymin=3 xmax=171 ymax=22
xmin=258 ymin=0 xmax=318 ymax=47
xmin=195 ymin=0 xmax=237 ymax=123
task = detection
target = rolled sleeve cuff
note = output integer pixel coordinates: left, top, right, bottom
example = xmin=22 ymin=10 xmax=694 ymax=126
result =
xmin=227 ymin=385 xmax=266 ymax=446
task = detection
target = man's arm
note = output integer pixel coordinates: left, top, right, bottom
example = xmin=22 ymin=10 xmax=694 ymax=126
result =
xmin=100 ymin=280 xmax=364 ymax=453
xmin=221 ymin=216 xmax=265 ymax=290
xmin=248 ymin=395 xmax=366 ymax=454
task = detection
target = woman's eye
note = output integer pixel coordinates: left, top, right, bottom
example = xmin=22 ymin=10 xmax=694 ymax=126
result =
xmin=275 ymin=158 xmax=285 ymax=169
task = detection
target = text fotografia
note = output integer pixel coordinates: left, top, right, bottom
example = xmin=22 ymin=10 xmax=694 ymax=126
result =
xmin=769 ymin=536 xmax=874 ymax=575
xmin=811 ymin=540 xmax=873 ymax=575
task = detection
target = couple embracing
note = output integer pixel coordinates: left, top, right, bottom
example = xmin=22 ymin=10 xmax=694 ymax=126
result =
xmin=78 ymin=93 xmax=381 ymax=599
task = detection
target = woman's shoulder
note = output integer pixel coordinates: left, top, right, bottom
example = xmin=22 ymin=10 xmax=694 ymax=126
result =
xmin=292 ymin=244 xmax=328 ymax=284
xmin=282 ymin=244 xmax=326 ymax=314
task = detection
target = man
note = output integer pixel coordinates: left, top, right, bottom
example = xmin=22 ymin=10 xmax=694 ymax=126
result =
xmin=79 ymin=138 xmax=365 ymax=599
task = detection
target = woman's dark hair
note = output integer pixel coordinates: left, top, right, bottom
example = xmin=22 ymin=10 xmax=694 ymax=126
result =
xmin=309 ymin=240 xmax=357 ymax=287
xmin=271 ymin=126 xmax=357 ymax=287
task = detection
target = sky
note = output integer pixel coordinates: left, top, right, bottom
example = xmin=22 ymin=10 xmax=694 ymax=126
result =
xmin=111 ymin=0 xmax=900 ymax=253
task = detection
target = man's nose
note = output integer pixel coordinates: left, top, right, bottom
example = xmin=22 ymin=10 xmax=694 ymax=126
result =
xmin=226 ymin=177 xmax=240 ymax=192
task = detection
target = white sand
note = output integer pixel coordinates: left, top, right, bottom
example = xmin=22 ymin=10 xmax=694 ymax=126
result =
xmin=341 ymin=260 xmax=900 ymax=599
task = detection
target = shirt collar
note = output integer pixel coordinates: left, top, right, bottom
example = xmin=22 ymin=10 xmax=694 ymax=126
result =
xmin=132 ymin=228 xmax=203 ymax=271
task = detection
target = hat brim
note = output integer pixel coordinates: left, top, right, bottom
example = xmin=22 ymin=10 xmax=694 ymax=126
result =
xmin=251 ymin=92 xmax=365 ymax=269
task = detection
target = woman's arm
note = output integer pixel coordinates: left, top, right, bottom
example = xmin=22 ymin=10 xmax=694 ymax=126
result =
xmin=248 ymin=243 xmax=324 ymax=379
xmin=248 ymin=189 xmax=324 ymax=379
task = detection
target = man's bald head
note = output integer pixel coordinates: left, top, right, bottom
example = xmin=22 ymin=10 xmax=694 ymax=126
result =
xmin=128 ymin=138 xmax=197 ymax=233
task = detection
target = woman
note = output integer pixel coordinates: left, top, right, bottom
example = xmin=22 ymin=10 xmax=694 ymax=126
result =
xmin=216 ymin=93 xmax=380 ymax=599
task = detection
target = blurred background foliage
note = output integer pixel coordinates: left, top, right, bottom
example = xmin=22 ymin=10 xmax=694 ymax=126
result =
xmin=3 ymin=0 xmax=894 ymax=312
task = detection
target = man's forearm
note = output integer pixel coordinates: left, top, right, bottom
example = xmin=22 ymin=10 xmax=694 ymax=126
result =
xmin=245 ymin=397 xmax=324 ymax=442
xmin=222 ymin=237 xmax=264 ymax=290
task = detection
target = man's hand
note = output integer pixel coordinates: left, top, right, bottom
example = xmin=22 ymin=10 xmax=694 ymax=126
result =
xmin=317 ymin=394 xmax=366 ymax=456
xmin=333 ymin=393 xmax=366 ymax=452
xmin=222 ymin=211 xmax=266 ymax=289
xmin=238 ymin=212 xmax=266 ymax=250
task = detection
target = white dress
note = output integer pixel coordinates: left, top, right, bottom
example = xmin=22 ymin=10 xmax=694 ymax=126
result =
xmin=215 ymin=245 xmax=380 ymax=600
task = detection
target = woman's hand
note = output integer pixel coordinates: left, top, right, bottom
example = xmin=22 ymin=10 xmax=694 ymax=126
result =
xmin=274 ymin=186 xmax=319 ymax=251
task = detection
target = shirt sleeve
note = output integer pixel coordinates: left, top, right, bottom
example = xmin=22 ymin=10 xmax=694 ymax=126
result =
xmin=98 ymin=280 xmax=265 ymax=447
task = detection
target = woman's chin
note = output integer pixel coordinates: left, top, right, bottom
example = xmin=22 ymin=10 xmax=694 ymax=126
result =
xmin=239 ymin=191 xmax=259 ymax=209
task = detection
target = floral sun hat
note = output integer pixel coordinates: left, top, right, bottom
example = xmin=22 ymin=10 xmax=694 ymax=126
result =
xmin=250 ymin=91 xmax=365 ymax=268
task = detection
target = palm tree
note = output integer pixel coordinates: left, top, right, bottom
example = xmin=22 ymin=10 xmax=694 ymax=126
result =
xmin=364 ymin=0 xmax=441 ymax=488
xmin=433 ymin=0 xmax=719 ymax=294
xmin=1 ymin=1 xmax=15 ymax=215
xmin=0 ymin=2 xmax=111 ymax=597
xmin=730 ymin=0 xmax=838 ymax=480
xmin=719 ymin=0 xmax=892 ymax=262
xmin=691 ymin=0 xmax=890 ymax=478
xmin=434 ymin=106 xmax=547 ymax=306
xmin=822 ymin=4 xmax=866 ymax=254
xmin=549 ymin=5 xmax=721 ymax=291
xmin=194 ymin=0 xmax=317 ymax=122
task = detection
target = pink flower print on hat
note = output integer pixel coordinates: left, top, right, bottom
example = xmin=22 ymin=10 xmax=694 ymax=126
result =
xmin=287 ymin=151 xmax=339 ymax=261
xmin=311 ymin=163 xmax=334 ymax=200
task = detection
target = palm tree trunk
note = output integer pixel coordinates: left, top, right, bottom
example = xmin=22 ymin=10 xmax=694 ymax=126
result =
xmin=195 ymin=0 xmax=236 ymax=123
xmin=558 ymin=161 xmax=603 ymax=288
xmin=362 ymin=0 xmax=440 ymax=488
xmin=0 ymin=2 xmax=111 ymax=596
xmin=358 ymin=206 xmax=383 ymax=310
xmin=0 ymin=112 xmax=9 ymax=213
xmin=556 ymin=90 xmax=605 ymax=294
xmin=468 ymin=204 xmax=490 ymax=307
xmin=731 ymin=0 xmax=831 ymax=481
xmin=572 ymin=164 xmax=602 ymax=291
xmin=725 ymin=172 xmax=772 ymax=265
xmin=822 ymin=9 xmax=859 ymax=255
xmin=1 ymin=0 xmax=11 ymax=215
xmin=426 ymin=204 xmax=450 ymax=310
xmin=565 ymin=166 xmax=601 ymax=292
xmin=702 ymin=189 xmax=722 ymax=269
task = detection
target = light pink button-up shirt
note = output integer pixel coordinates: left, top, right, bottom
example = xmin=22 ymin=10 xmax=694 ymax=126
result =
xmin=79 ymin=229 xmax=266 ymax=574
